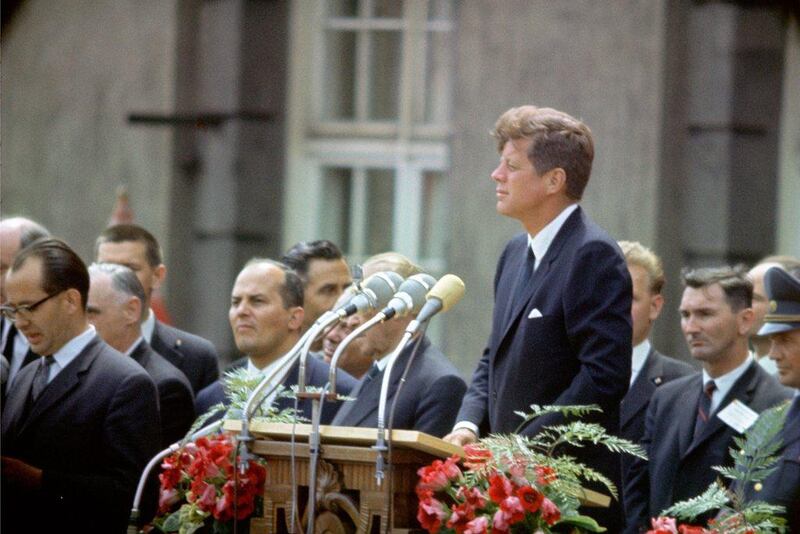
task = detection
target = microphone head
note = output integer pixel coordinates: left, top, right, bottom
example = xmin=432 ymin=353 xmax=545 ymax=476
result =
xmin=427 ymin=274 xmax=465 ymax=312
xmin=386 ymin=273 xmax=437 ymax=316
xmin=347 ymin=271 xmax=405 ymax=313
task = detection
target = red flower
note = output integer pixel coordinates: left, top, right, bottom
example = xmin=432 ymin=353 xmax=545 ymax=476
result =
xmin=678 ymin=526 xmax=708 ymax=534
xmin=647 ymin=517 xmax=678 ymax=534
xmin=158 ymin=488 xmax=180 ymax=514
xmin=539 ymin=497 xmax=560 ymax=525
xmin=463 ymin=444 xmax=492 ymax=470
xmin=446 ymin=502 xmax=475 ymax=533
xmin=534 ymin=465 xmax=557 ymax=486
xmin=516 ymin=485 xmax=543 ymax=513
xmin=463 ymin=516 xmax=489 ymax=534
xmin=417 ymin=456 xmax=462 ymax=494
xmin=499 ymin=496 xmax=525 ymax=524
xmin=487 ymin=473 xmax=514 ymax=503
xmin=194 ymin=481 xmax=217 ymax=513
xmin=456 ymin=486 xmax=487 ymax=509
xmin=417 ymin=493 xmax=448 ymax=533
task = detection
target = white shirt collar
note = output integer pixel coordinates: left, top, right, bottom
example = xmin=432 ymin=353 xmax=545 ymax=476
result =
xmin=702 ymin=354 xmax=754 ymax=413
xmin=630 ymin=339 xmax=652 ymax=386
xmin=47 ymin=325 xmax=97 ymax=383
xmin=526 ymin=204 xmax=579 ymax=270
xmin=141 ymin=309 xmax=156 ymax=343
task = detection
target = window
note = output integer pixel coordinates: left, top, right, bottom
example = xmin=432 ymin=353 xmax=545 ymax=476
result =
xmin=285 ymin=0 xmax=454 ymax=274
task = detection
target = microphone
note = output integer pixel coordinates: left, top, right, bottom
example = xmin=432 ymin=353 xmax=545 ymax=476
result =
xmin=337 ymin=271 xmax=404 ymax=316
xmin=379 ymin=273 xmax=437 ymax=320
xmin=415 ymin=274 xmax=466 ymax=324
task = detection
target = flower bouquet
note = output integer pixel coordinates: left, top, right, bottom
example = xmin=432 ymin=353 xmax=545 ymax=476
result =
xmin=416 ymin=405 xmax=646 ymax=533
xmin=151 ymin=368 xmax=308 ymax=533
xmin=646 ymin=402 xmax=790 ymax=534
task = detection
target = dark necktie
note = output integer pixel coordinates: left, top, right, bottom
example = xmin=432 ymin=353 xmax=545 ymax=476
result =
xmin=30 ymin=356 xmax=55 ymax=402
xmin=693 ymin=380 xmax=717 ymax=440
xmin=2 ymin=322 xmax=16 ymax=361
xmin=506 ymin=247 xmax=536 ymax=324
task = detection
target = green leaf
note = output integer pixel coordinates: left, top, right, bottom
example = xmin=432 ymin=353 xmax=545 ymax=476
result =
xmin=160 ymin=508 xmax=183 ymax=532
xmin=556 ymin=513 xmax=607 ymax=532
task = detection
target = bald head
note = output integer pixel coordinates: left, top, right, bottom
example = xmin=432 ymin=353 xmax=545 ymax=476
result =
xmin=1 ymin=217 xmax=50 ymax=302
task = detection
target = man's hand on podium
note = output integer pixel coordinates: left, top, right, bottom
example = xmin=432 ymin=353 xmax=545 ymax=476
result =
xmin=443 ymin=428 xmax=477 ymax=446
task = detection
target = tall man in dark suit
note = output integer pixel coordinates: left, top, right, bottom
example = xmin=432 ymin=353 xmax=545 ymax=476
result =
xmin=96 ymin=224 xmax=220 ymax=393
xmin=195 ymin=259 xmax=356 ymax=424
xmin=87 ymin=262 xmax=195 ymax=447
xmin=1 ymin=238 xmax=161 ymax=533
xmin=746 ymin=266 xmax=800 ymax=532
xmin=329 ymin=252 xmax=466 ymax=438
xmin=623 ymin=267 xmax=791 ymax=532
xmin=444 ymin=105 xmax=633 ymax=531
xmin=0 ymin=216 xmax=50 ymax=389
xmin=618 ymin=242 xmax=694 ymax=461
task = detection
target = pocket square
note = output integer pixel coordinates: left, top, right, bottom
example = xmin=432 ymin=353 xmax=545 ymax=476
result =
xmin=527 ymin=308 xmax=543 ymax=319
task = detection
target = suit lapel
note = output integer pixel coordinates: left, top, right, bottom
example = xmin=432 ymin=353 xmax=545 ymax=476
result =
xmin=2 ymin=361 xmax=37 ymax=437
xmin=152 ymin=322 xmax=184 ymax=367
xmin=18 ymin=338 xmax=102 ymax=436
xmin=621 ymin=349 xmax=659 ymax=428
xmin=676 ymin=375 xmax=703 ymax=457
xmin=129 ymin=340 xmax=150 ymax=369
xmin=497 ymin=208 xmax=582 ymax=347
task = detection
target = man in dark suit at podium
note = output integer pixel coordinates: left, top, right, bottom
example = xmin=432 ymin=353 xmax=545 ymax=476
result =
xmin=1 ymin=238 xmax=161 ymax=533
xmin=329 ymin=252 xmax=466 ymax=438
xmin=444 ymin=105 xmax=632 ymax=531
xmin=195 ymin=259 xmax=356 ymax=424
xmin=96 ymin=224 xmax=220 ymax=394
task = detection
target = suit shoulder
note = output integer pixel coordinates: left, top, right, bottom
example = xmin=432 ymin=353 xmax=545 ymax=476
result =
xmin=155 ymin=322 xmax=219 ymax=357
xmin=307 ymin=356 xmax=357 ymax=392
xmin=652 ymin=372 xmax=701 ymax=401
xmin=146 ymin=348 xmax=193 ymax=390
xmin=94 ymin=342 xmax=151 ymax=380
xmin=196 ymin=380 xmax=225 ymax=407
xmin=654 ymin=352 xmax=696 ymax=379
xmin=414 ymin=346 xmax=464 ymax=383
xmin=752 ymin=366 xmax=794 ymax=406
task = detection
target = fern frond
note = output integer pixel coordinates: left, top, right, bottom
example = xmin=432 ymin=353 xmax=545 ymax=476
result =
xmin=660 ymin=481 xmax=730 ymax=520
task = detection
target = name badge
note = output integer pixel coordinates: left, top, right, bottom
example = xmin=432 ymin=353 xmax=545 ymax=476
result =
xmin=717 ymin=399 xmax=759 ymax=434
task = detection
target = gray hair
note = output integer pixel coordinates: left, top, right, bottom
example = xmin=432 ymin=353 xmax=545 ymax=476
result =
xmin=89 ymin=262 xmax=147 ymax=321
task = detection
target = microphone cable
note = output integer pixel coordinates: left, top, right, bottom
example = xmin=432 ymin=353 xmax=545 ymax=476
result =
xmin=383 ymin=326 xmax=427 ymax=534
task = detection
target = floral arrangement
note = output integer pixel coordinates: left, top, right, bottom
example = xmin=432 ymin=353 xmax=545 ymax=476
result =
xmin=646 ymin=402 xmax=791 ymax=534
xmin=416 ymin=405 xmax=646 ymax=533
xmin=153 ymin=433 xmax=267 ymax=533
xmin=151 ymin=368 xmax=308 ymax=533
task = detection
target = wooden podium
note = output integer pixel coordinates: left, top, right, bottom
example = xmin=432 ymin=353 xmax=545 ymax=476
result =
xmin=223 ymin=420 xmax=610 ymax=534
xmin=223 ymin=420 xmax=461 ymax=533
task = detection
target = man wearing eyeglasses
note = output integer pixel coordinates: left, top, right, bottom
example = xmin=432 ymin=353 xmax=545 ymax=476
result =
xmin=0 ymin=216 xmax=50 ymax=391
xmin=1 ymin=238 xmax=161 ymax=533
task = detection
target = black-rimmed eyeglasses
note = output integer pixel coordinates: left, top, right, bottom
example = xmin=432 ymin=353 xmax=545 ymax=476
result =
xmin=0 ymin=291 xmax=63 ymax=322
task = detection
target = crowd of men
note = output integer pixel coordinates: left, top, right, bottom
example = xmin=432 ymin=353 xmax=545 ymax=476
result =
xmin=1 ymin=104 xmax=798 ymax=533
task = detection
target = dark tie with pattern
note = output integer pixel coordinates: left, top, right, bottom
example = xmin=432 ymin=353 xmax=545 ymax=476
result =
xmin=506 ymin=247 xmax=536 ymax=325
xmin=694 ymin=380 xmax=716 ymax=440
xmin=30 ymin=356 xmax=54 ymax=402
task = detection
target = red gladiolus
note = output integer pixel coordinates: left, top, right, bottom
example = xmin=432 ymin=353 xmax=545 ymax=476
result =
xmin=516 ymin=485 xmax=543 ymax=513
xmin=158 ymin=488 xmax=180 ymax=514
xmin=678 ymin=526 xmax=708 ymax=534
xmin=539 ymin=497 xmax=561 ymax=525
xmin=463 ymin=444 xmax=492 ymax=470
xmin=456 ymin=486 xmax=487 ymax=509
xmin=499 ymin=496 xmax=525 ymax=525
xmin=417 ymin=494 xmax=447 ymax=533
xmin=487 ymin=473 xmax=514 ymax=503
xmin=195 ymin=481 xmax=217 ymax=512
xmin=446 ymin=502 xmax=475 ymax=533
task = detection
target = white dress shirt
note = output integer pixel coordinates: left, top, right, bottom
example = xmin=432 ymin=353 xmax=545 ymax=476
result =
xmin=702 ymin=354 xmax=754 ymax=414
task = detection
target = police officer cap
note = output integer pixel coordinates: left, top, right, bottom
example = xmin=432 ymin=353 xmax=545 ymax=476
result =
xmin=758 ymin=266 xmax=800 ymax=336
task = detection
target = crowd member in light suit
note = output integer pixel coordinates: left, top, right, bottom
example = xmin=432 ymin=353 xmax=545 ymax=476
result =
xmin=745 ymin=266 xmax=800 ymax=532
xmin=445 ymin=105 xmax=633 ymax=531
xmin=623 ymin=267 xmax=790 ymax=532
xmin=87 ymin=262 xmax=195 ymax=447
xmin=328 ymin=252 xmax=466 ymax=438
xmin=1 ymin=238 xmax=160 ymax=533
xmin=96 ymin=224 xmax=220 ymax=393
